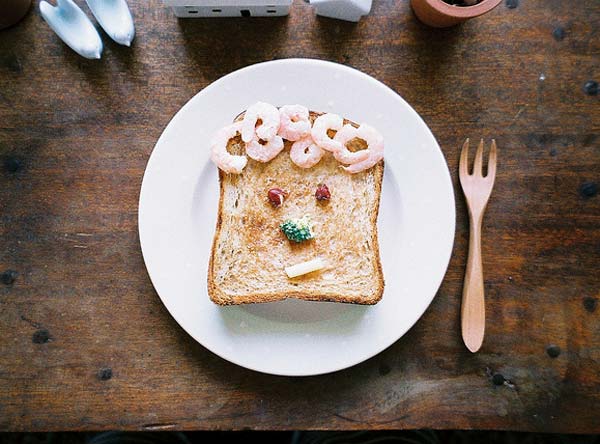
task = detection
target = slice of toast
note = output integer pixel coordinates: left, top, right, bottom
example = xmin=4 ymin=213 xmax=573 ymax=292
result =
xmin=208 ymin=111 xmax=384 ymax=305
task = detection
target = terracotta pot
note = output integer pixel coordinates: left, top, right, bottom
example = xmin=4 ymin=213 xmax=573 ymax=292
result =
xmin=0 ymin=0 xmax=32 ymax=30
xmin=410 ymin=0 xmax=502 ymax=28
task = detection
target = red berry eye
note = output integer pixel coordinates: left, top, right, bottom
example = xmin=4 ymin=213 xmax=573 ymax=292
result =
xmin=315 ymin=183 xmax=331 ymax=201
xmin=268 ymin=188 xmax=287 ymax=207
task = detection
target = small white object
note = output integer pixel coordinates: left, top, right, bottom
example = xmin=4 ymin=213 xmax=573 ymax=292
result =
xmin=285 ymin=258 xmax=326 ymax=278
xmin=39 ymin=0 xmax=103 ymax=59
xmin=86 ymin=0 xmax=135 ymax=46
xmin=163 ymin=0 xmax=292 ymax=18
xmin=308 ymin=0 xmax=372 ymax=22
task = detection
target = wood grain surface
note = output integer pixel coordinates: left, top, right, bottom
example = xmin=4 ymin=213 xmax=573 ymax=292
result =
xmin=1 ymin=0 xmax=599 ymax=433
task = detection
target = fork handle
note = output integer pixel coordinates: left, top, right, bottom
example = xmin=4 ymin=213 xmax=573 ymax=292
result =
xmin=461 ymin=212 xmax=485 ymax=353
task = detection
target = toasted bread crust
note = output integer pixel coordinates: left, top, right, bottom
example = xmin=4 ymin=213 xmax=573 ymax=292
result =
xmin=208 ymin=111 xmax=384 ymax=305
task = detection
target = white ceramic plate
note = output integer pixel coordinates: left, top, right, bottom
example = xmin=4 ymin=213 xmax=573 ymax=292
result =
xmin=139 ymin=59 xmax=455 ymax=376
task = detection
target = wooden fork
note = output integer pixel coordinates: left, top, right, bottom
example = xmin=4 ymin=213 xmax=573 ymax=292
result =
xmin=459 ymin=139 xmax=497 ymax=353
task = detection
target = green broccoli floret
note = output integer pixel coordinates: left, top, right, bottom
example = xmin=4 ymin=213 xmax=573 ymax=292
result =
xmin=280 ymin=215 xmax=314 ymax=243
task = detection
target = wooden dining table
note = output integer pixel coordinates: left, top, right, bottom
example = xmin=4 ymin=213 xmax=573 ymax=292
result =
xmin=1 ymin=0 xmax=599 ymax=433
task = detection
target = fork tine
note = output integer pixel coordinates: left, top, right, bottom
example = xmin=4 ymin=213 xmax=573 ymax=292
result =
xmin=486 ymin=139 xmax=497 ymax=182
xmin=459 ymin=138 xmax=470 ymax=178
xmin=473 ymin=139 xmax=484 ymax=176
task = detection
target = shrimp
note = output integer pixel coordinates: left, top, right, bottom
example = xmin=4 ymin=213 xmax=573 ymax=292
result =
xmin=310 ymin=113 xmax=344 ymax=152
xmin=341 ymin=124 xmax=384 ymax=174
xmin=290 ymin=136 xmax=324 ymax=168
xmin=245 ymin=135 xmax=285 ymax=162
xmin=241 ymin=102 xmax=280 ymax=143
xmin=278 ymin=104 xmax=311 ymax=141
xmin=210 ymin=121 xmax=247 ymax=174
xmin=332 ymin=124 xmax=370 ymax=165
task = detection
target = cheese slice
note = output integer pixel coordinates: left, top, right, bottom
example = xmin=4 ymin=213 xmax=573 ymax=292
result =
xmin=285 ymin=258 xmax=326 ymax=278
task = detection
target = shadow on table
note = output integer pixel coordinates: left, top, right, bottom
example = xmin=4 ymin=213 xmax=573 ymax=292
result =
xmin=176 ymin=16 xmax=291 ymax=83
xmin=312 ymin=16 xmax=360 ymax=64
xmin=1 ymin=431 xmax=599 ymax=444
xmin=413 ymin=27 xmax=469 ymax=75
xmin=56 ymin=29 xmax=147 ymax=88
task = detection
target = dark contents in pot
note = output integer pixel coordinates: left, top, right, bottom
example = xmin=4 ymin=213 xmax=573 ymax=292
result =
xmin=443 ymin=0 xmax=483 ymax=5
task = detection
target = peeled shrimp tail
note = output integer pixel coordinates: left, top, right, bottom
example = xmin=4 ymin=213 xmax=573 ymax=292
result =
xmin=341 ymin=124 xmax=384 ymax=173
xmin=246 ymin=135 xmax=285 ymax=162
xmin=342 ymin=153 xmax=383 ymax=173
xmin=332 ymin=124 xmax=370 ymax=165
xmin=311 ymin=113 xmax=343 ymax=152
xmin=210 ymin=121 xmax=247 ymax=174
xmin=290 ymin=136 xmax=324 ymax=168
xmin=278 ymin=104 xmax=311 ymax=141
xmin=241 ymin=102 xmax=280 ymax=143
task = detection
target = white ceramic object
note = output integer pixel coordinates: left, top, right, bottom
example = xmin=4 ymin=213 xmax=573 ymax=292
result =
xmin=308 ymin=0 xmax=371 ymax=22
xmin=163 ymin=0 xmax=292 ymax=18
xmin=39 ymin=0 xmax=103 ymax=59
xmin=86 ymin=0 xmax=135 ymax=46
xmin=139 ymin=59 xmax=455 ymax=376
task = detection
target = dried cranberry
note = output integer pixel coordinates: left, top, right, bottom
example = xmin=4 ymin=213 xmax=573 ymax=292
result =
xmin=267 ymin=188 xmax=287 ymax=207
xmin=315 ymin=183 xmax=331 ymax=201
